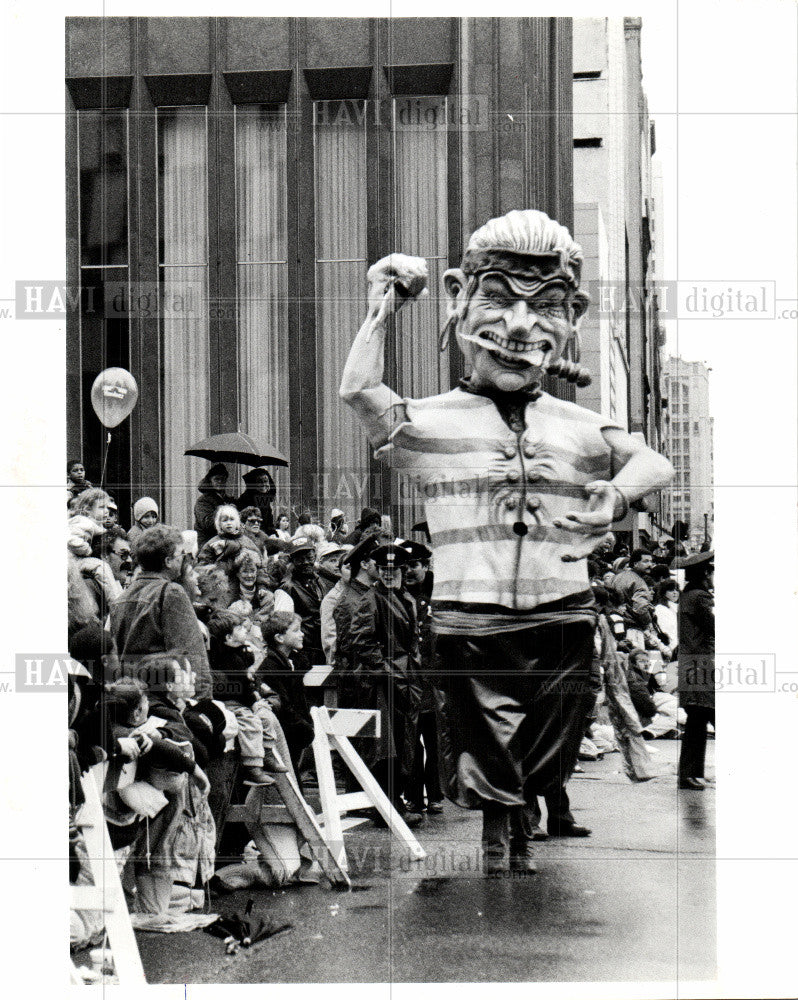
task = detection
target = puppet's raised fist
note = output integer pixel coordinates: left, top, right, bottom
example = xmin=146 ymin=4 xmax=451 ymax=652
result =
xmin=367 ymin=254 xmax=429 ymax=317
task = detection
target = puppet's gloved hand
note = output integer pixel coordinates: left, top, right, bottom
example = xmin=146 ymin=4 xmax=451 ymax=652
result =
xmin=366 ymin=254 xmax=429 ymax=334
xmin=553 ymin=481 xmax=621 ymax=562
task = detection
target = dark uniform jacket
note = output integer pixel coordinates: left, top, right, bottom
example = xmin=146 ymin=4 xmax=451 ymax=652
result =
xmin=349 ymin=583 xmax=423 ymax=704
xmin=677 ymin=585 xmax=715 ymax=709
xmin=283 ymin=572 xmax=326 ymax=667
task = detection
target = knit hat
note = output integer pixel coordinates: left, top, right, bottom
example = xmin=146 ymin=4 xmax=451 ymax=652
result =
xmin=133 ymin=497 xmax=158 ymax=523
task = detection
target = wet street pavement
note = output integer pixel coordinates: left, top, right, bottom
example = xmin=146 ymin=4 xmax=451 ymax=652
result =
xmin=137 ymin=740 xmax=715 ymax=985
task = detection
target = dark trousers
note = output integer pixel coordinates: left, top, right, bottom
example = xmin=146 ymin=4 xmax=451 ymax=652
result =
xmin=436 ymin=619 xmax=596 ymax=810
xmin=527 ymin=780 xmax=575 ymax=830
xmin=407 ymin=710 xmax=443 ymax=809
xmin=679 ymin=705 xmax=715 ymax=779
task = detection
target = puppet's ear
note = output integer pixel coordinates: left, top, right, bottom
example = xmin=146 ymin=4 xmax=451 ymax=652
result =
xmin=571 ymin=289 xmax=589 ymax=324
xmin=442 ymin=268 xmax=467 ymax=316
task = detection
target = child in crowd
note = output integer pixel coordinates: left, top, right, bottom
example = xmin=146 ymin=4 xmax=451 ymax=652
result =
xmin=128 ymin=497 xmax=160 ymax=545
xmin=258 ymin=612 xmax=314 ymax=772
xmin=207 ymin=610 xmax=286 ymax=782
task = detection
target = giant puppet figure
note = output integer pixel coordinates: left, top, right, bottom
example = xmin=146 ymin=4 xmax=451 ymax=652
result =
xmin=340 ymin=209 xmax=673 ymax=873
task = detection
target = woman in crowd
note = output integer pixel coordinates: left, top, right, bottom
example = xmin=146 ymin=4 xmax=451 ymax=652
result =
xmin=274 ymin=512 xmax=292 ymax=543
xmin=228 ymin=548 xmax=263 ymax=607
xmin=236 ymin=467 xmax=277 ymax=535
xmin=241 ymin=507 xmax=275 ymax=556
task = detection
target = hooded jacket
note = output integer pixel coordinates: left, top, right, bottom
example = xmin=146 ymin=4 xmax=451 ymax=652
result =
xmin=194 ymin=469 xmax=232 ymax=547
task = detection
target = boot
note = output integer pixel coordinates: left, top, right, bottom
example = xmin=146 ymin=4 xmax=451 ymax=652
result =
xmin=509 ymin=805 xmax=538 ymax=873
xmin=242 ymin=765 xmax=276 ymax=786
xmin=262 ymin=746 xmax=288 ymax=773
xmin=481 ymin=804 xmax=510 ymax=875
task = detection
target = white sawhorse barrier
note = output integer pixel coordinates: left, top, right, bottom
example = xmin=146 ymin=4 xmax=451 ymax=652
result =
xmin=310 ymin=705 xmax=427 ymax=871
xmin=70 ymin=763 xmax=146 ymax=985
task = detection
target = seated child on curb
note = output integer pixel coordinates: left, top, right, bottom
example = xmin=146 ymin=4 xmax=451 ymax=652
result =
xmin=207 ymin=610 xmax=286 ymax=783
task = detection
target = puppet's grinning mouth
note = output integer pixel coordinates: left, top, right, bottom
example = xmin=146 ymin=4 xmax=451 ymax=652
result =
xmin=474 ymin=331 xmax=553 ymax=367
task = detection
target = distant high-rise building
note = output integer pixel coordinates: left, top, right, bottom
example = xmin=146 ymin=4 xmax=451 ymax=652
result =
xmin=571 ymin=17 xmax=666 ymax=456
xmin=662 ymin=357 xmax=714 ymax=546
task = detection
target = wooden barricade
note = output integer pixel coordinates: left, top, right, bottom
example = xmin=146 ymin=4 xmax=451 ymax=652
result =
xmin=70 ymin=763 xmax=146 ymax=985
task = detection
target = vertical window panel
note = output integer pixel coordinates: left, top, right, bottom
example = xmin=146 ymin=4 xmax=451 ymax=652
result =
xmin=79 ymin=110 xmax=129 ymax=267
xmin=314 ymin=100 xmax=370 ymax=493
xmin=392 ymin=97 xmax=449 ymax=532
xmin=235 ymin=105 xmax=289 ymax=503
xmin=392 ymin=96 xmax=450 ymax=401
xmin=158 ymin=107 xmax=210 ymax=528
xmin=77 ymin=110 xmax=131 ymax=518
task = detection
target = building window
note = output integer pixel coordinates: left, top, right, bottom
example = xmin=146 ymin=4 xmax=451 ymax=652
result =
xmin=77 ymin=109 xmax=131 ymax=512
xmin=313 ymin=100 xmax=371 ymax=489
xmin=392 ymin=96 xmax=450 ymax=400
xmin=158 ymin=106 xmax=210 ymax=527
xmin=235 ymin=104 xmax=289 ymax=489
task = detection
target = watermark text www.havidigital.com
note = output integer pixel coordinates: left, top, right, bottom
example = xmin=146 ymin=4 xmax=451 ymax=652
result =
xmin=10 ymin=653 xmax=795 ymax=695
xmin=13 ymin=280 xmax=792 ymax=321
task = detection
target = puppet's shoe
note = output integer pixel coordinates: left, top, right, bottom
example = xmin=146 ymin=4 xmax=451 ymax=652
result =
xmin=482 ymin=804 xmax=510 ymax=874
xmin=509 ymin=843 xmax=538 ymax=874
xmin=547 ymin=821 xmax=592 ymax=837
xmin=426 ymin=800 xmax=445 ymax=814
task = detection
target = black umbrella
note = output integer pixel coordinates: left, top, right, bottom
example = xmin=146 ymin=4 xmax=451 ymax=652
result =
xmin=185 ymin=432 xmax=288 ymax=468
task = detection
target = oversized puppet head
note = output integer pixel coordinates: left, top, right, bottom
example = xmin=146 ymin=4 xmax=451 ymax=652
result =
xmin=442 ymin=209 xmax=590 ymax=394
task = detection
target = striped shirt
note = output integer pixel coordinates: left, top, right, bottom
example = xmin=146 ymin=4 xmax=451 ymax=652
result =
xmin=346 ymin=384 xmax=620 ymax=626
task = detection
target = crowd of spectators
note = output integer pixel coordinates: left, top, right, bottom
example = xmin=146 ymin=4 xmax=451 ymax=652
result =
xmin=67 ymin=461 xmax=714 ymax=944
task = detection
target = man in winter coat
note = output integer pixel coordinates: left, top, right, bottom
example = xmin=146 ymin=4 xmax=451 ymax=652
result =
xmin=282 ymin=538 xmax=326 ymax=670
xmin=110 ymin=525 xmax=213 ymax=698
xmin=611 ymin=548 xmax=656 ymax=625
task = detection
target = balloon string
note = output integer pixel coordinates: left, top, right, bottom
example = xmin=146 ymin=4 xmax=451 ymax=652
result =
xmin=100 ymin=432 xmax=111 ymax=489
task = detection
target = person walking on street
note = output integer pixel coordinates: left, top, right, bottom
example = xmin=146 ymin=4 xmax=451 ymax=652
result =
xmin=677 ymin=551 xmax=715 ymax=789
